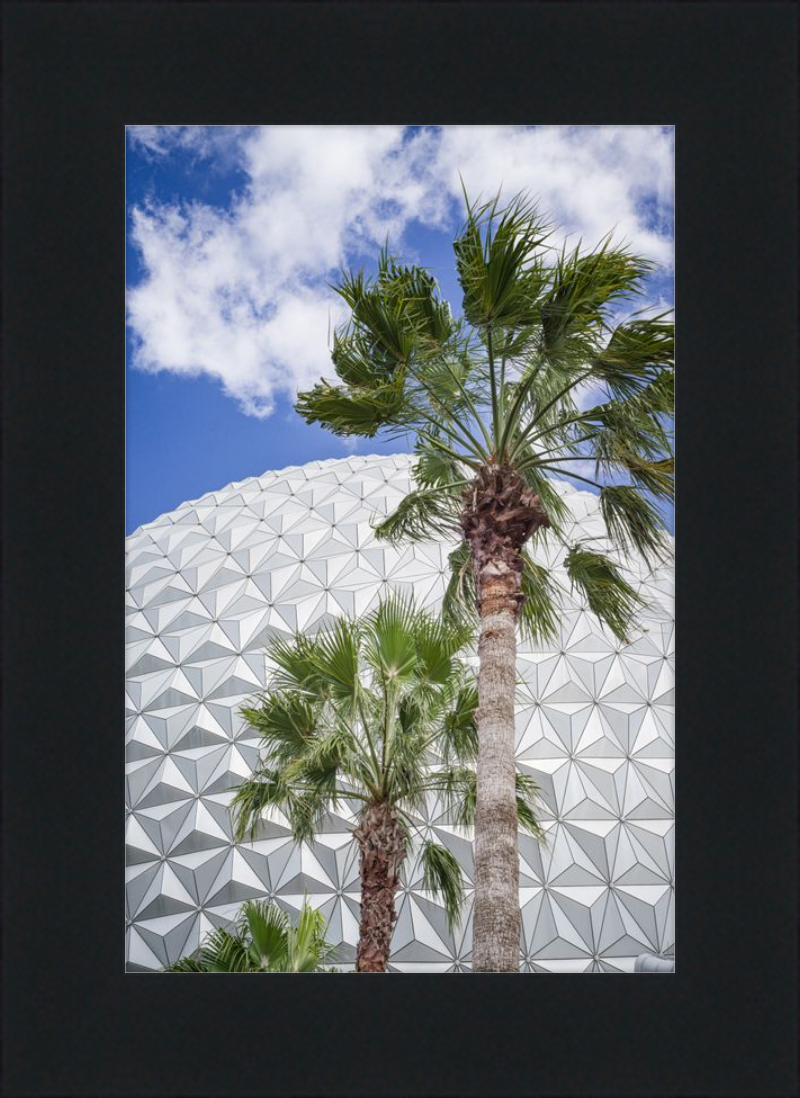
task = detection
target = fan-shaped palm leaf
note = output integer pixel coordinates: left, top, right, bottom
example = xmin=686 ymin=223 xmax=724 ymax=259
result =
xmin=564 ymin=544 xmax=646 ymax=644
xmin=164 ymin=899 xmax=337 ymax=973
xmin=420 ymin=840 xmax=467 ymax=934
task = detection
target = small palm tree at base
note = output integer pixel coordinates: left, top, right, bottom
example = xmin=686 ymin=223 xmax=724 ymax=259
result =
xmin=230 ymin=595 xmax=545 ymax=973
xmin=164 ymin=899 xmax=338 ymax=972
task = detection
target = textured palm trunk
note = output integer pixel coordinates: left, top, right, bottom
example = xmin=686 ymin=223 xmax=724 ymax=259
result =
xmin=354 ymin=801 xmax=406 ymax=972
xmin=472 ymin=587 xmax=520 ymax=972
xmin=461 ymin=465 xmax=549 ymax=973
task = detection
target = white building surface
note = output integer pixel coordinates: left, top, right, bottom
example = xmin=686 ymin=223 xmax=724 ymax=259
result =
xmin=126 ymin=454 xmax=674 ymax=972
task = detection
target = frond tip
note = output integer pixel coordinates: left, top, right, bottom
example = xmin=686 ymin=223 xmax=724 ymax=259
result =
xmin=420 ymin=839 xmax=466 ymax=934
xmin=442 ymin=541 xmax=476 ymax=631
xmin=294 ymin=376 xmax=407 ymax=438
xmin=518 ymin=551 xmax=561 ymax=645
xmin=600 ymin=484 xmax=671 ymax=567
xmin=229 ymin=767 xmax=290 ymax=843
xmin=372 ymin=485 xmax=459 ymax=545
xmin=564 ymin=544 xmax=646 ymax=645
xmin=515 ymin=772 xmax=547 ymax=842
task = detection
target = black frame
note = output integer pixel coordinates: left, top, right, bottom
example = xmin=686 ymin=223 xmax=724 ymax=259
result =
xmin=3 ymin=3 xmax=797 ymax=1095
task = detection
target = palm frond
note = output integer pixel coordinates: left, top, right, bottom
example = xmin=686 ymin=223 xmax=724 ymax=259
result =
xmin=306 ymin=617 xmax=360 ymax=704
xmin=239 ymin=692 xmax=318 ymax=766
xmin=335 ymin=255 xmax=457 ymax=367
xmin=295 ymin=375 xmax=409 ymax=439
xmin=284 ymin=726 xmax=352 ymax=804
xmin=229 ymin=767 xmax=292 ymax=842
xmin=634 ymin=366 xmax=674 ymax=416
xmin=335 ymin=269 xmax=419 ymax=366
xmin=409 ymin=353 xmax=487 ymax=429
xmin=266 ymin=631 xmax=324 ymax=694
xmin=584 ymin=397 xmax=671 ymax=469
xmin=163 ymin=899 xmax=337 ymax=973
xmin=454 ymin=191 xmax=551 ymax=330
xmin=564 ymin=544 xmax=646 ymax=644
xmin=500 ymin=354 xmax=580 ymax=457
xmin=437 ymin=680 xmax=479 ymax=763
xmin=330 ymin=331 xmax=385 ymax=386
xmin=516 ymin=461 xmax=571 ymax=530
xmin=441 ymin=541 xmax=477 ymax=631
xmin=201 ymin=925 xmax=251 ymax=972
xmin=412 ymin=437 xmax=470 ymax=489
xmin=385 ymin=710 xmax=431 ymax=806
xmin=623 ymin=455 xmax=674 ymax=501
xmin=287 ymin=903 xmax=339 ymax=972
xmin=412 ymin=613 xmax=473 ymax=687
xmin=600 ymin=484 xmax=671 ymax=566
xmin=372 ymin=484 xmax=460 ymax=545
xmin=495 ymin=323 xmax=541 ymax=361
xmin=164 ymin=956 xmax=206 ymax=972
xmin=363 ymin=594 xmax=420 ymax=683
xmin=540 ymin=237 xmax=653 ymax=353
xmin=372 ymin=253 xmax=457 ymax=352
xmin=515 ymin=772 xmax=547 ymax=842
xmin=424 ymin=765 xmax=477 ymax=828
xmin=241 ymin=899 xmax=290 ymax=970
xmin=518 ymin=550 xmax=561 ymax=644
xmin=420 ymin=840 xmax=467 ymax=934
xmin=284 ymin=788 xmax=331 ymax=845
xmin=592 ymin=317 xmax=674 ymax=400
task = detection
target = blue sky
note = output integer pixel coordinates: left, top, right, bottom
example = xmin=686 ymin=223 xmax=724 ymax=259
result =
xmin=126 ymin=125 xmax=674 ymax=534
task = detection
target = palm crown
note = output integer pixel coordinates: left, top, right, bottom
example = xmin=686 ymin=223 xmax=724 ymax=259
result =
xmin=229 ymin=596 xmax=544 ymax=969
xmin=296 ymin=191 xmax=674 ymax=643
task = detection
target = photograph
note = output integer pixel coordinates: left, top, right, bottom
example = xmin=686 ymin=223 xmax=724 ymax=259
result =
xmin=125 ymin=124 xmax=675 ymax=974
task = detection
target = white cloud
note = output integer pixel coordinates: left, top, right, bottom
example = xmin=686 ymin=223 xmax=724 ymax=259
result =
xmin=435 ymin=125 xmax=674 ymax=267
xmin=127 ymin=125 xmax=674 ymax=417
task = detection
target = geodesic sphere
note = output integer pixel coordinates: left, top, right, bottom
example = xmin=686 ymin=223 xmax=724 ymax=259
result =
xmin=126 ymin=453 xmax=674 ymax=972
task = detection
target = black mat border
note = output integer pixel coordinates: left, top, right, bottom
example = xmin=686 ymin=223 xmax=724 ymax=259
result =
xmin=3 ymin=3 xmax=797 ymax=1096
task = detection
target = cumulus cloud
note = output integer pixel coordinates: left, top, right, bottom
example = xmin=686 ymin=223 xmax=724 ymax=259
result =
xmin=435 ymin=125 xmax=674 ymax=268
xmin=126 ymin=125 xmax=674 ymax=418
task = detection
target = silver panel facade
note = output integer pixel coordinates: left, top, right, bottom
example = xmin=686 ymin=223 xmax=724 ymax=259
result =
xmin=126 ymin=454 xmax=674 ymax=972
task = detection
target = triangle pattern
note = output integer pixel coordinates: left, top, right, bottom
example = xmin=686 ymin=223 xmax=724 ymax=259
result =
xmin=127 ymin=454 xmax=674 ymax=971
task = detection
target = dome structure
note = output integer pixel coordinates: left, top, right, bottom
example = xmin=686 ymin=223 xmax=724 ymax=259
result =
xmin=126 ymin=453 xmax=674 ymax=972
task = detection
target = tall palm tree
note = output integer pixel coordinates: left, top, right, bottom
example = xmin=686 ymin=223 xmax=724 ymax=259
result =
xmin=229 ymin=596 xmax=544 ymax=972
xmin=295 ymin=192 xmax=674 ymax=971
xmin=165 ymin=898 xmax=338 ymax=972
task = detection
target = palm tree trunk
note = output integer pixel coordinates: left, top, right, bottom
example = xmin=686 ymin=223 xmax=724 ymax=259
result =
xmin=472 ymin=584 xmax=521 ymax=972
xmin=354 ymin=801 xmax=406 ymax=972
xmin=461 ymin=465 xmax=549 ymax=973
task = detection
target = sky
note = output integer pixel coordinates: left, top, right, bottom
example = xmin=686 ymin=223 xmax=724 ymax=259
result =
xmin=126 ymin=125 xmax=674 ymax=535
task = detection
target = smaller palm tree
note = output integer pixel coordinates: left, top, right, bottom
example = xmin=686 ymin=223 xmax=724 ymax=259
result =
xmin=230 ymin=595 xmax=544 ymax=972
xmin=165 ymin=898 xmax=338 ymax=972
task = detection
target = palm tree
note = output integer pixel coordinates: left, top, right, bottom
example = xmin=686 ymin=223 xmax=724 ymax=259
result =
xmin=165 ymin=898 xmax=338 ymax=972
xmin=229 ymin=595 xmax=544 ymax=972
xmin=294 ymin=192 xmax=674 ymax=971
